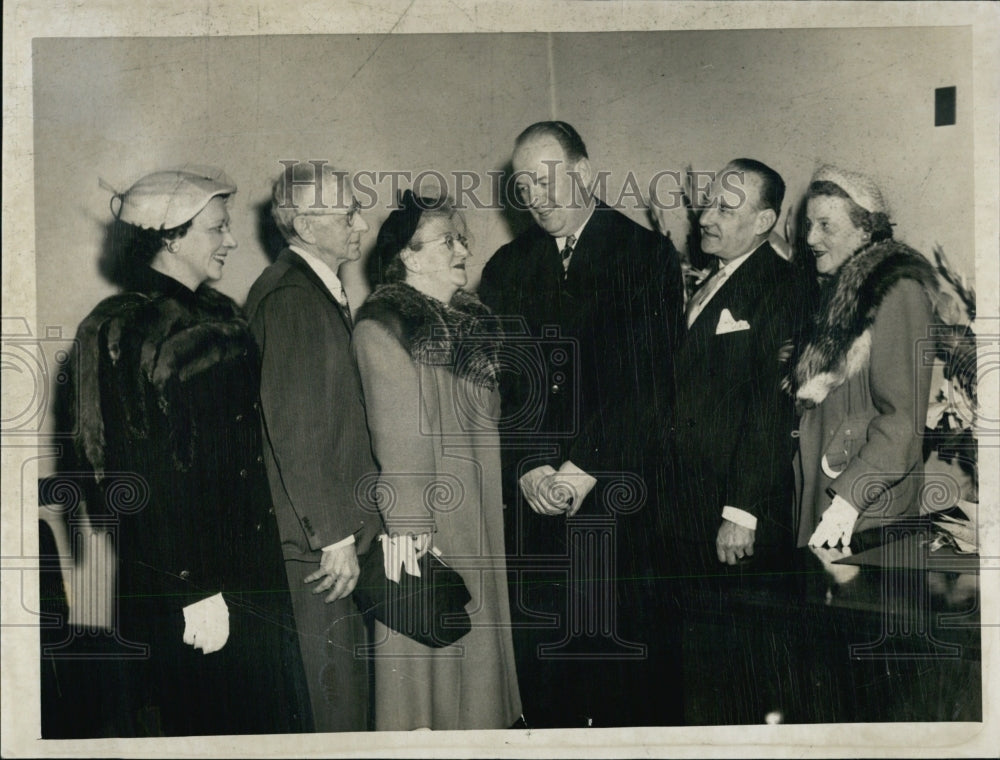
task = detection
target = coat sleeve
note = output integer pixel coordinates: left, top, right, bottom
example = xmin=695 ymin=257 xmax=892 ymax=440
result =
xmin=353 ymin=319 xmax=438 ymax=536
xmin=725 ymin=275 xmax=811 ymax=522
xmin=830 ymin=280 xmax=934 ymax=512
xmin=250 ymin=285 xmax=367 ymax=550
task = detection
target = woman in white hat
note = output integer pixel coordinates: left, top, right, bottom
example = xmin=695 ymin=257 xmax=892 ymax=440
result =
xmin=63 ymin=169 xmax=311 ymax=736
xmin=787 ymin=165 xmax=940 ymax=549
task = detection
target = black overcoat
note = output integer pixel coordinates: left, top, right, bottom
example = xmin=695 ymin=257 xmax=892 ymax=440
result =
xmin=478 ymin=202 xmax=684 ymax=727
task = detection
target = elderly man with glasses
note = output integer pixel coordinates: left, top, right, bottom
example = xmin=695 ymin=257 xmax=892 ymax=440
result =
xmin=245 ymin=162 xmax=379 ymax=732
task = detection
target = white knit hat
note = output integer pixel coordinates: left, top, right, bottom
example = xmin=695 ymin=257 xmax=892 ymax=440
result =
xmin=109 ymin=169 xmax=236 ymax=230
xmin=811 ymin=164 xmax=887 ymax=215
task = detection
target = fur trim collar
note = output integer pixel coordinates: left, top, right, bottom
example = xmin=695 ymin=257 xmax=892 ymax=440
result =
xmin=356 ymin=282 xmax=502 ymax=390
xmin=74 ymin=276 xmax=251 ymax=479
xmin=789 ymin=240 xmax=939 ymax=405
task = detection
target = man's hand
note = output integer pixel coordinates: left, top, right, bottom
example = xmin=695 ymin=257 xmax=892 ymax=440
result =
xmin=182 ymin=592 xmax=230 ymax=654
xmin=716 ymin=519 xmax=756 ymax=565
xmin=552 ymin=462 xmax=598 ymax=517
xmin=305 ymin=542 xmax=360 ymax=602
xmin=519 ymin=465 xmax=565 ymax=515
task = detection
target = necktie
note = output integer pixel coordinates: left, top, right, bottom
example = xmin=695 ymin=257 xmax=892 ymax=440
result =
xmin=560 ymin=234 xmax=576 ymax=279
xmin=685 ymin=262 xmax=728 ymax=328
xmin=336 ymin=287 xmax=353 ymax=326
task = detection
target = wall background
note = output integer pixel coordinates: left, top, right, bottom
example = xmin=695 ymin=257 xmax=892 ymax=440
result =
xmin=30 ymin=27 xmax=974 ymax=468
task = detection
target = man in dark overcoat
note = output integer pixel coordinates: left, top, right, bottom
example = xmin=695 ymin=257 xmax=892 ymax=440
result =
xmin=478 ymin=121 xmax=684 ymax=727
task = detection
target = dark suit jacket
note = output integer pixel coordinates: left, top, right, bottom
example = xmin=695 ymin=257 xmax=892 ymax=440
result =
xmin=479 ymin=202 xmax=683 ymax=553
xmin=670 ymin=242 xmax=813 ymax=563
xmin=245 ymin=249 xmax=379 ymax=562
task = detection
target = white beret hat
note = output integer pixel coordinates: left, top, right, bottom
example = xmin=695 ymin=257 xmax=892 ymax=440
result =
xmin=811 ymin=164 xmax=887 ymax=215
xmin=109 ymin=169 xmax=236 ymax=230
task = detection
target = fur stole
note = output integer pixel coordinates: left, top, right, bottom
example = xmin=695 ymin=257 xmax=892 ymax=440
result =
xmin=788 ymin=240 xmax=939 ymax=406
xmin=356 ymin=282 xmax=503 ymax=391
xmin=74 ymin=281 xmax=251 ymax=480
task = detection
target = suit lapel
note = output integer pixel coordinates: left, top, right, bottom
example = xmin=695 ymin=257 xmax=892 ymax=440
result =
xmin=567 ymin=202 xmax=614 ymax=285
xmin=280 ymin=249 xmax=354 ymax=333
xmin=685 ymin=243 xmax=777 ymax=339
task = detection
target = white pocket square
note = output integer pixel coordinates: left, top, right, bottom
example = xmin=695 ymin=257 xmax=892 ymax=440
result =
xmin=715 ymin=308 xmax=750 ymax=334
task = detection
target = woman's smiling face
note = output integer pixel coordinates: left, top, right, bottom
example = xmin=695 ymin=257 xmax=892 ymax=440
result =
xmin=805 ymin=194 xmax=870 ymax=276
xmin=173 ymin=196 xmax=237 ymax=286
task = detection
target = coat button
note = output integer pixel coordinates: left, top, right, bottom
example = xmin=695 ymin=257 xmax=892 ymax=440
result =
xmin=551 ymin=384 xmax=561 ymax=394
xmin=252 ymin=402 xmax=260 ymax=411
xmin=240 ymin=468 xmax=248 ymax=478
xmin=256 ymin=455 xmax=264 ymax=464
xmin=179 ymin=570 xmax=190 ymax=580
xmin=235 ymin=413 xmax=244 ymax=422
xmin=255 ymin=522 xmax=263 ymax=532
xmin=268 ymin=507 xmax=275 ymax=516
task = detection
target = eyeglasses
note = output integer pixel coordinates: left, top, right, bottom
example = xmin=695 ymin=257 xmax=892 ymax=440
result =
xmin=411 ymin=232 xmax=471 ymax=252
xmin=297 ymin=197 xmax=363 ymax=226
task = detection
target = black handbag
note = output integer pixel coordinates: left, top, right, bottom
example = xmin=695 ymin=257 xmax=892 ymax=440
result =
xmin=353 ymin=537 xmax=472 ymax=648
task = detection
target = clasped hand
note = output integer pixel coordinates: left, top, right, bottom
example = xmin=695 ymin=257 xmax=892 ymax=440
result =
xmin=519 ymin=464 xmax=596 ymax=517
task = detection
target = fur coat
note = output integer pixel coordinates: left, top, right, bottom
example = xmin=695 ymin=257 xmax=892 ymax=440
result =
xmin=73 ymin=272 xmax=251 ymax=480
xmin=61 ymin=265 xmax=310 ymax=736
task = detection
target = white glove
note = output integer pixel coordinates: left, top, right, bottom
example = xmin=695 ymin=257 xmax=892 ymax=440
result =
xmin=381 ymin=533 xmax=432 ymax=583
xmin=808 ymin=495 xmax=859 ymax=549
xmin=182 ymin=592 xmax=230 ymax=654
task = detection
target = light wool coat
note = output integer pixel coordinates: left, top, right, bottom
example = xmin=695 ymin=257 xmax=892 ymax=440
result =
xmin=354 ymin=283 xmax=521 ymax=731
xmin=792 ymin=241 xmax=939 ymax=545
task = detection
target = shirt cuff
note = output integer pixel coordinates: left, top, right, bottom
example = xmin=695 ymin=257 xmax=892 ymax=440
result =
xmin=321 ymin=534 xmax=356 ymax=553
xmin=721 ymin=506 xmax=758 ymax=531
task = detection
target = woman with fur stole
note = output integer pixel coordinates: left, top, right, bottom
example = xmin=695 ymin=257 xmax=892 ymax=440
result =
xmin=788 ymin=165 xmax=940 ymax=549
xmin=354 ymin=191 xmax=521 ymax=730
